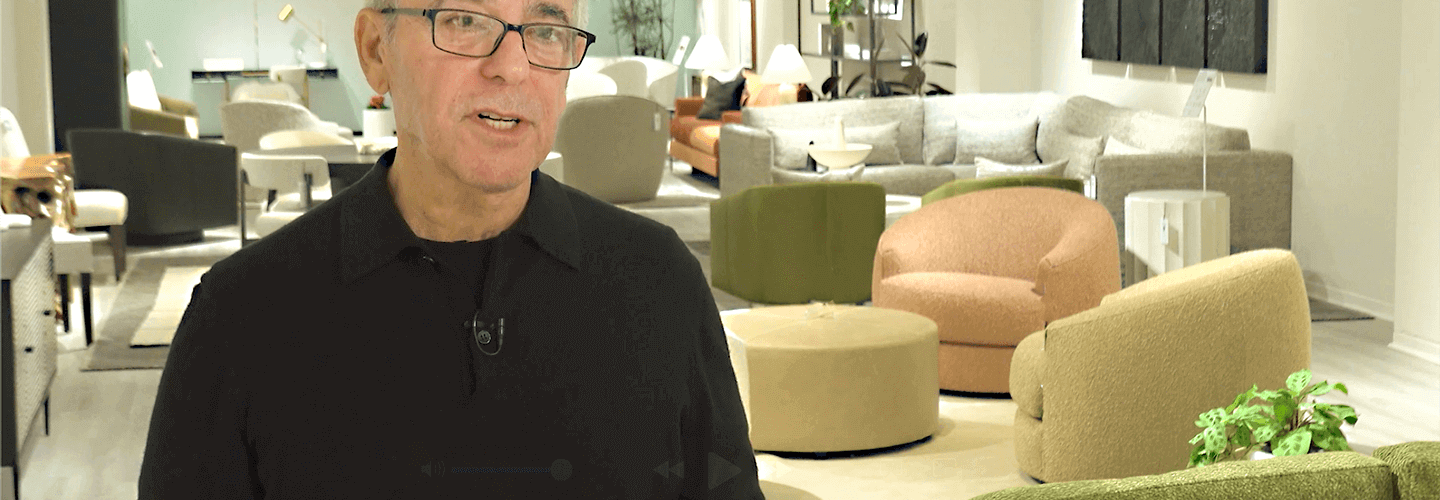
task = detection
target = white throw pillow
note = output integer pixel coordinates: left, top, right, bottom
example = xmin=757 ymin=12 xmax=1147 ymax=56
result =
xmin=955 ymin=117 xmax=1040 ymax=165
xmin=769 ymin=122 xmax=903 ymax=170
xmin=974 ymin=156 xmax=1070 ymax=179
xmin=1103 ymin=136 xmax=1150 ymax=155
xmin=771 ymin=165 xmax=866 ymax=184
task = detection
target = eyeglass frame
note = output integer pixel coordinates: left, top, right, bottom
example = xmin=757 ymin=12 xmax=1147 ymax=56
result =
xmin=379 ymin=7 xmax=597 ymax=70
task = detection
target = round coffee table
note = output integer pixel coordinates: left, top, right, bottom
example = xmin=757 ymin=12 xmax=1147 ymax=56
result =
xmin=720 ymin=304 xmax=939 ymax=453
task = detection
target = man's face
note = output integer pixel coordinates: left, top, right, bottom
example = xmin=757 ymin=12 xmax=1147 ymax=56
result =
xmin=382 ymin=0 xmax=574 ymax=193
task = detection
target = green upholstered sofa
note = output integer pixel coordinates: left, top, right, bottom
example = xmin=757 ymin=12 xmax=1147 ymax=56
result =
xmin=710 ymin=181 xmax=886 ymax=304
xmin=973 ymin=442 xmax=1440 ymax=500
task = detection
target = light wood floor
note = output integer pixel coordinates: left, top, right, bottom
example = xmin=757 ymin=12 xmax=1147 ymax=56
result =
xmin=10 ymin=206 xmax=1440 ymax=499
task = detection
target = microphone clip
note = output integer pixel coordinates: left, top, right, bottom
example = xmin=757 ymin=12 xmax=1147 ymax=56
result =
xmin=467 ymin=312 xmax=504 ymax=356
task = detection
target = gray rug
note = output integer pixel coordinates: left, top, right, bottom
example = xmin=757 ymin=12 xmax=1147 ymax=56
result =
xmin=1309 ymin=299 xmax=1375 ymax=322
xmin=82 ymin=255 xmax=224 ymax=371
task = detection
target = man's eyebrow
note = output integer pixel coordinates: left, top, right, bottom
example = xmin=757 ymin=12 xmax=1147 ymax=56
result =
xmin=530 ymin=2 xmax=571 ymax=24
xmin=437 ymin=0 xmax=571 ymax=25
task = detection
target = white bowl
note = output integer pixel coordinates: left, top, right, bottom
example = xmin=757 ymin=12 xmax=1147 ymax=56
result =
xmin=808 ymin=144 xmax=873 ymax=170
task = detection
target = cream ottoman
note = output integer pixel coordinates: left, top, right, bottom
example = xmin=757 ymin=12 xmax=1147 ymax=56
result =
xmin=721 ymin=304 xmax=939 ymax=453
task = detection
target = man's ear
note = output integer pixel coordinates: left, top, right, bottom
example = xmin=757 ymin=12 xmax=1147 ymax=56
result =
xmin=355 ymin=9 xmax=390 ymax=94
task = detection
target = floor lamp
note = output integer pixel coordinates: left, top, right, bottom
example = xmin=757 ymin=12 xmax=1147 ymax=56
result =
xmin=685 ymin=35 xmax=729 ymax=96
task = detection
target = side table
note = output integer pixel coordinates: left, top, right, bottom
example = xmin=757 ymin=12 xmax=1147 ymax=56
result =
xmin=1123 ymin=190 xmax=1230 ymax=286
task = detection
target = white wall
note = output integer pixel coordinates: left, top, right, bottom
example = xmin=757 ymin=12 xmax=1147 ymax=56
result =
xmin=947 ymin=0 xmax=1041 ymax=93
xmin=1 ymin=0 xmax=55 ymax=155
xmin=1039 ymin=0 xmax=1400 ymax=320
xmin=1393 ymin=0 xmax=1440 ymax=364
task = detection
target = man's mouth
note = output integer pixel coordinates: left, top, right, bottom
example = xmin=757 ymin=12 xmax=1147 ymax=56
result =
xmin=477 ymin=112 xmax=521 ymax=130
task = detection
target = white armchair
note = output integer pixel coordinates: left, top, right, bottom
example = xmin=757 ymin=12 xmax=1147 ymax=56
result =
xmin=238 ymin=153 xmax=330 ymax=243
xmin=220 ymin=100 xmax=350 ymax=152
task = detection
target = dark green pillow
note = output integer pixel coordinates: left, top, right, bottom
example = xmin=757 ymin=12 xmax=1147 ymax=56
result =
xmin=696 ymin=75 xmax=745 ymax=121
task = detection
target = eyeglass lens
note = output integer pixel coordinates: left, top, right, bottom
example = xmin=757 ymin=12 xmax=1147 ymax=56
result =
xmin=432 ymin=10 xmax=588 ymax=69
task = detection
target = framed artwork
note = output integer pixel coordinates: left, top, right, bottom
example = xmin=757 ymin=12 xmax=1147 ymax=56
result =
xmin=1083 ymin=0 xmax=1267 ymax=73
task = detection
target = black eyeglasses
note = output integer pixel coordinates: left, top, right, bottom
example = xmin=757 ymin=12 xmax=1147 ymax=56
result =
xmin=380 ymin=8 xmax=596 ymax=70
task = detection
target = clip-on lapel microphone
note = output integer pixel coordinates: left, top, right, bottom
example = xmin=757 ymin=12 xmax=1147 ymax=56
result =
xmin=468 ymin=313 xmax=503 ymax=356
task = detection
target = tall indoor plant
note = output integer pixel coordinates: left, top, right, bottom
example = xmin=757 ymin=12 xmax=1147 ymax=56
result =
xmin=612 ymin=0 xmax=673 ymax=57
xmin=1188 ymin=369 xmax=1359 ymax=468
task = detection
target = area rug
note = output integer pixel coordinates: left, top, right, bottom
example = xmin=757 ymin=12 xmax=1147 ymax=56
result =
xmin=1309 ymin=298 xmax=1376 ymax=322
xmin=82 ymin=256 xmax=222 ymax=371
xmin=129 ymin=266 xmax=208 ymax=346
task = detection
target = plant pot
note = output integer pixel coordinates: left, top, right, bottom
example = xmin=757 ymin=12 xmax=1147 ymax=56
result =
xmin=1248 ymin=449 xmax=1275 ymax=460
xmin=363 ymin=109 xmax=395 ymax=139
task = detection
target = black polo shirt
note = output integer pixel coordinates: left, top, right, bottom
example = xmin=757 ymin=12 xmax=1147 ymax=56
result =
xmin=138 ymin=150 xmax=764 ymax=499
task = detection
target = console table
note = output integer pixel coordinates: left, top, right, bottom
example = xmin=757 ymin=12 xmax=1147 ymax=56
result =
xmin=2 ymin=219 xmax=57 ymax=500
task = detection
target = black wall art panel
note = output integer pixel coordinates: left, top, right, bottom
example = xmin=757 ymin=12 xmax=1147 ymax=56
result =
xmin=1082 ymin=0 xmax=1267 ymax=73
xmin=1207 ymin=0 xmax=1268 ymax=73
xmin=1119 ymin=0 xmax=1160 ymax=65
xmin=1082 ymin=0 xmax=1119 ymax=61
xmin=1161 ymin=0 xmax=1205 ymax=68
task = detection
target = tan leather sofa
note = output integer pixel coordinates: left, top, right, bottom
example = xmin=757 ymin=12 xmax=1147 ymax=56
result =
xmin=1009 ymin=249 xmax=1312 ymax=483
xmin=669 ymin=97 xmax=742 ymax=177
xmin=872 ymin=187 xmax=1120 ymax=394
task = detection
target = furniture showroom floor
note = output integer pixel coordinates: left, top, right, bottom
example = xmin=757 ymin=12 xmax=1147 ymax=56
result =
xmin=17 ymin=161 xmax=1440 ymax=499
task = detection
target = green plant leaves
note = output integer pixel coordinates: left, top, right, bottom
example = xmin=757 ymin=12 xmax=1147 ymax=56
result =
xmin=1251 ymin=423 xmax=1281 ymax=444
xmin=1273 ymin=428 xmax=1313 ymax=456
xmin=1196 ymin=408 xmax=1226 ymax=428
xmin=1187 ymin=369 xmax=1358 ymax=469
xmin=1310 ymin=424 xmax=1351 ymax=451
xmin=1286 ymin=369 xmax=1312 ymax=393
xmin=1202 ymin=426 xmax=1228 ymax=455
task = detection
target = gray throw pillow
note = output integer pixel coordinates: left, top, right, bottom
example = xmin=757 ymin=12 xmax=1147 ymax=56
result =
xmin=955 ymin=117 xmax=1040 ymax=165
xmin=974 ymin=156 xmax=1070 ymax=179
xmin=696 ymin=75 xmax=745 ymax=121
xmin=769 ymin=122 xmax=903 ymax=170
xmin=1037 ymin=130 xmax=1106 ymax=179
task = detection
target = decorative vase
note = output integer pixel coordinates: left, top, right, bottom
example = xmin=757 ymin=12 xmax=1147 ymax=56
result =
xmin=363 ymin=108 xmax=395 ymax=139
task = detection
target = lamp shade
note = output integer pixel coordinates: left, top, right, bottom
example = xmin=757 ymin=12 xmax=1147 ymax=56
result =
xmin=684 ymin=34 xmax=729 ymax=71
xmin=760 ymin=44 xmax=811 ymax=84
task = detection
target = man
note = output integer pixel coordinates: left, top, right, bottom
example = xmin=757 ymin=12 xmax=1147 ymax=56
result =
xmin=136 ymin=0 xmax=764 ymax=497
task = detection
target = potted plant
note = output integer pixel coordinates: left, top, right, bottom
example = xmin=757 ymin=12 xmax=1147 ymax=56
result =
xmin=363 ymin=94 xmax=394 ymax=139
xmin=827 ymin=0 xmax=864 ymax=30
xmin=1187 ymin=369 xmax=1359 ymax=468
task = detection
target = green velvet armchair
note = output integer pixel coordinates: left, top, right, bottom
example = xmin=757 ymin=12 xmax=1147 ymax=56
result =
xmin=921 ymin=175 xmax=1085 ymax=206
xmin=710 ymin=182 xmax=886 ymax=304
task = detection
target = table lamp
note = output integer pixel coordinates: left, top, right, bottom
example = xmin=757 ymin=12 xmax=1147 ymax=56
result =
xmin=278 ymin=4 xmax=327 ymax=68
xmin=760 ymin=44 xmax=812 ymax=104
xmin=684 ymin=34 xmax=729 ymax=95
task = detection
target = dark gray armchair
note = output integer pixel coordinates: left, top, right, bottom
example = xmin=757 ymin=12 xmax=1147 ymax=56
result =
xmin=66 ymin=129 xmax=238 ymax=245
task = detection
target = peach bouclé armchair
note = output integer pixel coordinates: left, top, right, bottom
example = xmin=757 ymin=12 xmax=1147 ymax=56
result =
xmin=872 ymin=186 xmax=1120 ymax=394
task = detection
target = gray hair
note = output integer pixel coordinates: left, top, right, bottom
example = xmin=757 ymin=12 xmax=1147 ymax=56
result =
xmin=366 ymin=0 xmax=589 ymax=30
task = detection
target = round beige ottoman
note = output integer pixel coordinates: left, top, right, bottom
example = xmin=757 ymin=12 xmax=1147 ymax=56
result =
xmin=720 ymin=304 xmax=939 ymax=453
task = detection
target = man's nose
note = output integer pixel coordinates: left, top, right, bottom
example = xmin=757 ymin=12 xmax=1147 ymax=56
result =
xmin=480 ymin=29 xmax=531 ymax=82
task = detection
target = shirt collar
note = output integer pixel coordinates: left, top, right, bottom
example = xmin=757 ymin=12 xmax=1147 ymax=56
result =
xmin=340 ymin=149 xmax=585 ymax=284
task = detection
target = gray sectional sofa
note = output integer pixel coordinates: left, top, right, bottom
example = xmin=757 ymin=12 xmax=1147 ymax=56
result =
xmin=717 ymin=92 xmax=1294 ymax=258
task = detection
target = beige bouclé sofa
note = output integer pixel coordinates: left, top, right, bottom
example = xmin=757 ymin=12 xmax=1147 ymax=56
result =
xmin=719 ymin=93 xmax=1294 ymax=258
